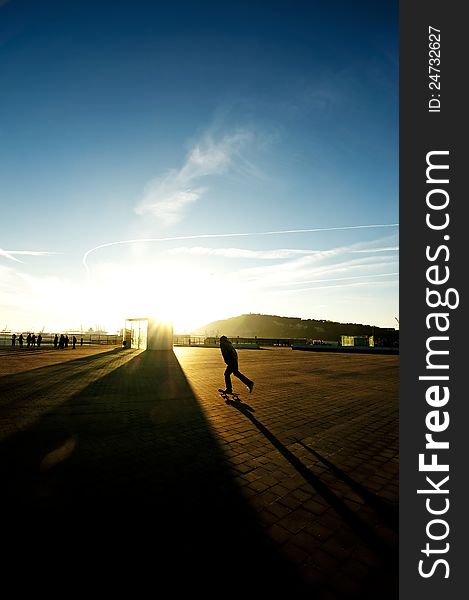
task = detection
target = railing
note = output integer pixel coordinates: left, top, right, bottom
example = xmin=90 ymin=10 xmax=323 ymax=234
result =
xmin=173 ymin=335 xmax=207 ymax=346
xmin=0 ymin=333 xmax=121 ymax=347
xmin=173 ymin=335 xmax=309 ymax=347
xmin=2 ymin=332 xmax=398 ymax=350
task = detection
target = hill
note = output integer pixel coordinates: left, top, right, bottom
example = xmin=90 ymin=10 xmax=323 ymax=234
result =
xmin=191 ymin=313 xmax=398 ymax=345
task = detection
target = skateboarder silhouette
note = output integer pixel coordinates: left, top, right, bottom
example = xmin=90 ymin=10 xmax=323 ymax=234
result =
xmin=219 ymin=335 xmax=254 ymax=394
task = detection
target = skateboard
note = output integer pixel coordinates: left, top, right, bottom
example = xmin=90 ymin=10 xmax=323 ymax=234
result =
xmin=218 ymin=388 xmax=240 ymax=400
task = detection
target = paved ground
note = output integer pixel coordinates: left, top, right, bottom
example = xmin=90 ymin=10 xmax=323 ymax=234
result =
xmin=0 ymin=345 xmax=398 ymax=598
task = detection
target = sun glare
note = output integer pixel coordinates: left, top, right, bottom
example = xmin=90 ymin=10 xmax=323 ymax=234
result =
xmin=84 ymin=257 xmax=231 ymax=333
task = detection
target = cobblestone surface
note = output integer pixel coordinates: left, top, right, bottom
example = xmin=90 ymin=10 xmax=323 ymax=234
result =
xmin=0 ymin=345 xmax=398 ymax=598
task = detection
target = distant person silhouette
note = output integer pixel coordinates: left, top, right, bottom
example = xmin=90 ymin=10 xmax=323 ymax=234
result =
xmin=72 ymin=335 xmax=77 ymax=349
xmin=18 ymin=334 xmax=23 ymax=347
xmin=11 ymin=333 xmax=16 ymax=346
xmin=54 ymin=334 xmax=58 ymax=349
xmin=26 ymin=333 xmax=31 ymax=349
xmin=37 ymin=333 xmax=42 ymax=348
xmin=219 ymin=335 xmax=254 ymax=394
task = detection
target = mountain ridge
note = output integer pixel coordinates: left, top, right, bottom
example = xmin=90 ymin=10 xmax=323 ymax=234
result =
xmin=191 ymin=313 xmax=398 ymax=345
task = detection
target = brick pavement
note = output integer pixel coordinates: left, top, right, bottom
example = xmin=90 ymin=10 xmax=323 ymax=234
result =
xmin=0 ymin=344 xmax=118 ymax=376
xmin=0 ymin=345 xmax=398 ymax=598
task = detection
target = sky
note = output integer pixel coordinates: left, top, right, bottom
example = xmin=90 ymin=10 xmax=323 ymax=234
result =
xmin=0 ymin=0 xmax=398 ymax=334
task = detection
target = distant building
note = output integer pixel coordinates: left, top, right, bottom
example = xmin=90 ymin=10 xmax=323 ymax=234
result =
xmin=341 ymin=335 xmax=374 ymax=348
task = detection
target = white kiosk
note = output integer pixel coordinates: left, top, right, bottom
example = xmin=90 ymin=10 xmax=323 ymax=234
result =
xmin=124 ymin=317 xmax=173 ymax=350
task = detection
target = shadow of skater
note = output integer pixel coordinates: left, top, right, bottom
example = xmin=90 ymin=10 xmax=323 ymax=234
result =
xmin=0 ymin=349 xmax=309 ymax=596
xmin=223 ymin=394 xmax=255 ymax=413
xmin=296 ymin=441 xmax=398 ymax=531
xmin=227 ymin=400 xmax=398 ymax=598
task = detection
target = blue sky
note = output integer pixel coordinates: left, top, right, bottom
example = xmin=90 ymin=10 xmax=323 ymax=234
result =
xmin=0 ymin=0 xmax=398 ymax=333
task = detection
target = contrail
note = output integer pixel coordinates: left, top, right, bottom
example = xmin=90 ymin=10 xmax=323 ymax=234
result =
xmin=0 ymin=248 xmax=23 ymax=263
xmin=0 ymin=249 xmax=59 ymax=264
xmin=82 ymin=223 xmax=399 ymax=275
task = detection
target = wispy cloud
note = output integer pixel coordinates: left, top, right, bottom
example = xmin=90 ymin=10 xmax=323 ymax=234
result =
xmin=163 ymin=235 xmax=399 ymax=303
xmin=82 ymin=223 xmax=398 ymax=273
xmin=135 ymin=130 xmax=253 ymax=224
xmin=275 ymin=272 xmax=399 ymax=294
xmin=167 ymin=246 xmax=320 ymax=260
xmin=239 ymin=252 xmax=398 ymax=286
xmin=205 ymin=234 xmax=398 ymax=297
xmin=351 ymin=246 xmax=399 ymax=253
xmin=167 ymin=237 xmax=399 ymax=261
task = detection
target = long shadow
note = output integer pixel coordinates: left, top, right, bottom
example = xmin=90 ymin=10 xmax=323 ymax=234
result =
xmin=0 ymin=348 xmax=125 ymax=400
xmin=0 ymin=346 xmax=123 ymax=380
xmin=296 ymin=440 xmax=398 ymax=531
xmin=227 ymin=399 xmax=398 ymax=576
xmin=0 ymin=348 xmax=127 ymax=416
xmin=0 ymin=350 xmax=311 ymax=595
xmin=219 ymin=390 xmax=255 ymax=412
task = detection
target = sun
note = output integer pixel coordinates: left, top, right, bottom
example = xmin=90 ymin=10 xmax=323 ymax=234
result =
xmin=83 ymin=258 xmax=233 ymax=334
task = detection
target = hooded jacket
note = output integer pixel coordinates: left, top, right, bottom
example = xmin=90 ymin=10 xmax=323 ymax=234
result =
xmin=220 ymin=338 xmax=238 ymax=365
